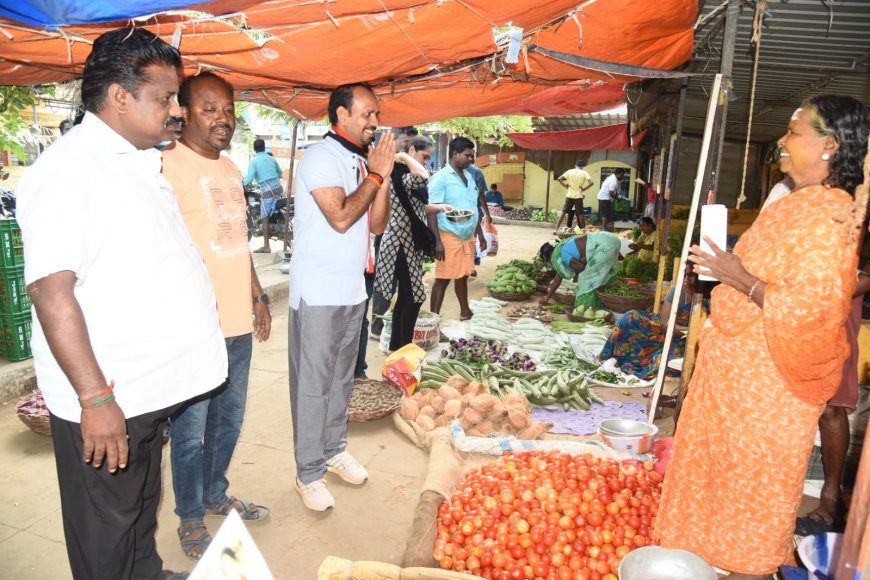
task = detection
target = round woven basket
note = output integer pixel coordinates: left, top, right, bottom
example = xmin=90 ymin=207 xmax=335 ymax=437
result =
xmin=17 ymin=413 xmax=51 ymax=436
xmin=348 ymin=379 xmax=403 ymax=422
xmin=489 ymin=288 xmax=535 ymax=302
xmin=596 ymin=288 xmax=654 ymax=312
xmin=553 ymin=291 xmax=574 ymax=306
xmin=566 ymin=311 xmax=613 ymax=324
xmin=556 ymin=231 xmax=574 ymax=240
xmin=16 ymin=380 xmax=51 ymax=437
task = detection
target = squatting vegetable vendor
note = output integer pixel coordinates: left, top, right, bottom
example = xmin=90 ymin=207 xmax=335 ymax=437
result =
xmin=538 ymin=231 xmax=621 ymax=309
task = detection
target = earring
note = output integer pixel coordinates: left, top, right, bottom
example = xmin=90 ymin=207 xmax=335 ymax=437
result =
xmin=821 ymin=153 xmax=831 ymax=161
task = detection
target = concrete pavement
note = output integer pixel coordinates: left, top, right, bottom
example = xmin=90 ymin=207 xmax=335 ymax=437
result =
xmin=0 ymin=224 xmax=557 ymax=579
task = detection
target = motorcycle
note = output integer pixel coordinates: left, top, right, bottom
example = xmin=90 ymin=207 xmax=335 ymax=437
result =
xmin=245 ymin=184 xmax=293 ymax=243
xmin=0 ymin=164 xmax=15 ymax=217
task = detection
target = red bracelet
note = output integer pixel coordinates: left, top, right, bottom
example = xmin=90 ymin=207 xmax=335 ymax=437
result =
xmin=78 ymin=380 xmax=115 ymax=403
xmin=365 ymin=172 xmax=384 ymax=187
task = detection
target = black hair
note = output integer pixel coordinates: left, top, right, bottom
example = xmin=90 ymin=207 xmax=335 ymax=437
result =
xmin=575 ymin=160 xmax=585 ymax=168
xmin=614 ymin=168 xmax=626 ymax=177
xmin=405 ymin=136 xmax=433 ymax=153
xmin=640 ymin=216 xmax=656 ymax=230
xmin=327 ymin=83 xmax=373 ymax=125
xmin=253 ymin=139 xmax=266 ymax=153
xmin=400 ymin=126 xmax=419 ymax=137
xmin=81 ymin=28 xmax=182 ymax=114
xmin=59 ymin=120 xmax=71 ymax=132
xmin=448 ymin=136 xmax=475 ymax=158
xmin=539 ymin=242 xmax=555 ymax=263
xmin=178 ymin=71 xmax=234 ymax=108
xmin=804 ymin=95 xmax=870 ymax=195
xmin=490 ymin=183 xmax=498 ymax=189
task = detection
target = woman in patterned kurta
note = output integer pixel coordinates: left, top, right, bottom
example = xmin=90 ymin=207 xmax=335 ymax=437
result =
xmin=374 ymin=139 xmax=434 ymax=351
xmin=654 ymin=96 xmax=869 ymax=578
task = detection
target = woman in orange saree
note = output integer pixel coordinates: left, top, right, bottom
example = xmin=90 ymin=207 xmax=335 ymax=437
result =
xmin=654 ymin=95 xmax=870 ymax=578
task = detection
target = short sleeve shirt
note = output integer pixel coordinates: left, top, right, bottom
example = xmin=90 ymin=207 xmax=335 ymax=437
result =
xmin=428 ymin=165 xmax=480 ymax=240
xmin=597 ymin=173 xmax=620 ymax=201
xmin=560 ymin=168 xmax=592 ymax=199
xmin=17 ymin=113 xmax=227 ymax=422
xmin=163 ymin=141 xmax=253 ymax=337
xmin=290 ymin=137 xmax=368 ymax=308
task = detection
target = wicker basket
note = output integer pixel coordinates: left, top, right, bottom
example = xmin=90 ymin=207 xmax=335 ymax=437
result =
xmin=596 ymin=288 xmax=654 ymax=312
xmin=489 ymin=288 xmax=535 ymax=302
xmin=553 ymin=291 xmax=574 ymax=306
xmin=348 ymin=379 xmax=403 ymax=422
xmin=556 ymin=230 xmax=575 ymax=240
xmin=16 ymin=381 xmax=51 ymax=436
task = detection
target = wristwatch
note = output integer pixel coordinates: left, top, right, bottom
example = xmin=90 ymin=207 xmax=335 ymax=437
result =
xmin=253 ymin=293 xmax=270 ymax=305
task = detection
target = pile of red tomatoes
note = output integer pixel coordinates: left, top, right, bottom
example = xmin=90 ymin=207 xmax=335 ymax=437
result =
xmin=433 ymin=450 xmax=663 ymax=579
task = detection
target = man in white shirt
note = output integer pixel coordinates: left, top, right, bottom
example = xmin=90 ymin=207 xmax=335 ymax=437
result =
xmin=17 ymin=29 xmax=227 ymax=580
xmin=596 ymin=168 xmax=625 ymax=232
xmin=289 ymin=84 xmax=394 ymax=511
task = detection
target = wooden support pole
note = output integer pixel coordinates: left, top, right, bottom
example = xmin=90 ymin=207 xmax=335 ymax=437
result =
xmin=544 ymin=150 xmax=552 ymax=216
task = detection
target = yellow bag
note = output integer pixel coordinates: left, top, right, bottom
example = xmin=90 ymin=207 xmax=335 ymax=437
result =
xmin=382 ymin=344 xmax=427 ymax=396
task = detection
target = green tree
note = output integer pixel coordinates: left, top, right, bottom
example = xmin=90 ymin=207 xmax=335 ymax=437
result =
xmin=0 ymin=85 xmax=55 ymax=161
xmin=423 ymin=115 xmax=532 ymax=148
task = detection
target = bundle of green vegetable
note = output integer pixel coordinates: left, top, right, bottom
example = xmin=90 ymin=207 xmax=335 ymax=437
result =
xmin=601 ymin=283 xmax=642 ymax=297
xmin=549 ymin=304 xmax=567 ymax=314
xmin=486 ymin=266 xmax=537 ymax=294
xmin=541 ymin=347 xmax=600 ymax=373
xmin=618 ymin=255 xmax=660 ymax=283
xmin=421 ymin=359 xmax=604 ymax=410
xmin=512 ymin=317 xmax=560 ymax=351
xmin=571 ymin=306 xmax=610 ymax=319
xmin=467 ymin=311 xmax=514 ymax=342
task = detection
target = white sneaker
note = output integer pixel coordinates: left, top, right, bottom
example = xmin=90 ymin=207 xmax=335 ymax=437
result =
xmin=294 ymin=478 xmax=335 ymax=511
xmin=326 ymin=451 xmax=369 ymax=485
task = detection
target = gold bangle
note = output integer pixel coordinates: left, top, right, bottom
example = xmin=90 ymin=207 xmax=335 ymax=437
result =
xmin=747 ymin=279 xmax=762 ymax=301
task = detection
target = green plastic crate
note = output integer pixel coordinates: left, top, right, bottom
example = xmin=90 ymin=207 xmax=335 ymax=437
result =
xmin=0 ymin=312 xmax=31 ymax=361
xmin=0 ymin=219 xmax=23 ymax=269
xmin=0 ymin=266 xmax=30 ymax=314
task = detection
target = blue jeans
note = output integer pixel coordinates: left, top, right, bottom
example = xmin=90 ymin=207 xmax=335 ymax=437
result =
xmin=170 ymin=334 xmax=252 ymax=524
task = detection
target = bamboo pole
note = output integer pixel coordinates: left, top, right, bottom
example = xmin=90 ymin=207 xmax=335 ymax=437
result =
xmin=282 ymin=119 xmax=299 ymax=251
xmin=647 ymin=74 xmax=725 ymax=423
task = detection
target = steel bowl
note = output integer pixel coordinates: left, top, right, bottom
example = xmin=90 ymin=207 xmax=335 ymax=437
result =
xmin=445 ymin=209 xmax=475 ymax=223
xmin=618 ymin=546 xmax=717 ymax=580
xmin=598 ymin=419 xmax=657 ymax=437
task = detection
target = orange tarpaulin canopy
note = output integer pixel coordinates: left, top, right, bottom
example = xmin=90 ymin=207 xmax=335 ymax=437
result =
xmin=0 ymin=0 xmax=697 ymax=123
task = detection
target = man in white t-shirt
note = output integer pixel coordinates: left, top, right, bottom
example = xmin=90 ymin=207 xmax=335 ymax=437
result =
xmin=17 ymin=29 xmax=226 ymax=580
xmin=597 ymin=168 xmax=625 ymax=231
xmin=289 ymin=84 xmax=395 ymax=511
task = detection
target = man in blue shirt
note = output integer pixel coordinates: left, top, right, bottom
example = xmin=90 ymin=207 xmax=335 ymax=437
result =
xmin=485 ymin=183 xmax=505 ymax=208
xmin=244 ymin=139 xmax=283 ymax=253
xmin=428 ymin=136 xmax=487 ymax=319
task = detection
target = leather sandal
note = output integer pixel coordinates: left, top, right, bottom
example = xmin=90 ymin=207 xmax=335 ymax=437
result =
xmin=206 ymin=495 xmax=270 ymax=521
xmin=177 ymin=524 xmax=212 ymax=560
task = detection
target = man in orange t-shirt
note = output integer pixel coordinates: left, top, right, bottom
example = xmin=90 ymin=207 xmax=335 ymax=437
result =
xmin=162 ymin=72 xmax=272 ymax=560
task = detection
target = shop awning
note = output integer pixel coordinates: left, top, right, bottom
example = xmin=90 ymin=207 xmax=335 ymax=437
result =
xmin=507 ymin=123 xmax=633 ymax=151
xmin=0 ymin=0 xmax=697 ymax=123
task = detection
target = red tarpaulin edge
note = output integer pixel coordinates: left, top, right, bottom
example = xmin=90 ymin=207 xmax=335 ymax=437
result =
xmin=507 ymin=123 xmax=631 ymax=151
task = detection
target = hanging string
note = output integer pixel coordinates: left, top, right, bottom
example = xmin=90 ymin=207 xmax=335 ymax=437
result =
xmin=736 ymin=0 xmax=766 ymax=209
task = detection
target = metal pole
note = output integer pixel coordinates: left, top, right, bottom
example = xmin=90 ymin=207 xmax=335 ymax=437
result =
xmin=710 ymin=0 xmax=740 ymax=206
xmin=544 ymin=149 xmax=552 ymax=216
xmin=283 ymin=120 xmax=299 ymax=251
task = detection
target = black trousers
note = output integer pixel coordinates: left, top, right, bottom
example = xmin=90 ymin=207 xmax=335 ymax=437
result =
xmin=50 ymin=404 xmax=179 ymax=580
xmin=389 ymin=247 xmax=423 ymax=351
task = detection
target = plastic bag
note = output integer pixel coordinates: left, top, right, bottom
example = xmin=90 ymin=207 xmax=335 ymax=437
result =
xmin=382 ymin=344 xmax=427 ymax=396
xmin=484 ymin=219 xmax=499 ymax=257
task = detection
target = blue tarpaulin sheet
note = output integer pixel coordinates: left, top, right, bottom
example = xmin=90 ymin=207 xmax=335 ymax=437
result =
xmin=0 ymin=0 xmax=214 ymax=27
